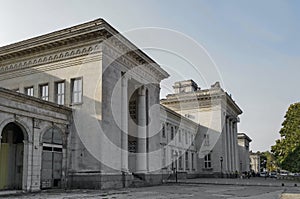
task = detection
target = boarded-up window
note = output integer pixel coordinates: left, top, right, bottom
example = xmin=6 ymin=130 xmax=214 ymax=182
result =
xmin=41 ymin=128 xmax=63 ymax=189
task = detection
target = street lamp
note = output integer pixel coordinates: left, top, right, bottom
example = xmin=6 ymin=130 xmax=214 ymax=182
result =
xmin=173 ymin=151 xmax=178 ymax=183
xmin=220 ymin=156 xmax=223 ymax=178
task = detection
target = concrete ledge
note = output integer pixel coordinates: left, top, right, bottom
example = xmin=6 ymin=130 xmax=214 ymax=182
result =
xmin=0 ymin=190 xmax=24 ymax=197
xmin=166 ymin=177 xmax=300 ymax=188
xmin=281 ymin=193 xmax=300 ymax=199
xmin=68 ymin=173 xmax=133 ymax=189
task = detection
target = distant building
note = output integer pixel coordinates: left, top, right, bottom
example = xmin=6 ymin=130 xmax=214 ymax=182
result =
xmin=237 ymin=133 xmax=252 ymax=172
xmin=250 ymin=151 xmax=261 ymax=174
xmin=161 ymin=80 xmax=243 ymax=176
xmin=160 ymin=105 xmax=199 ymax=178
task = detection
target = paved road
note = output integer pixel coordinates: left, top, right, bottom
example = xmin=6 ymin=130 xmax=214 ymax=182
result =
xmin=2 ymin=178 xmax=300 ymax=199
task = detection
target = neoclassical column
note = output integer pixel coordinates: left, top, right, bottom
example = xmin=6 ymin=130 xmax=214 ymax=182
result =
xmin=136 ymin=86 xmax=147 ymax=173
xmin=233 ymin=121 xmax=239 ymax=171
xmin=229 ymin=119 xmax=234 ymax=171
xmin=231 ymin=120 xmax=236 ymax=171
xmin=121 ymin=75 xmax=129 ymax=172
xmin=223 ymin=119 xmax=228 ymax=172
xmin=226 ymin=117 xmax=231 ymax=172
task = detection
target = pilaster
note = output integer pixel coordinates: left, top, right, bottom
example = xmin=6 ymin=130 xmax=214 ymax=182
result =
xmin=121 ymin=75 xmax=129 ymax=172
xmin=136 ymin=86 xmax=147 ymax=173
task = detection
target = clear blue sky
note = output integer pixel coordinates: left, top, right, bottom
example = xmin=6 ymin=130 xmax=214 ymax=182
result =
xmin=1 ymin=0 xmax=300 ymax=151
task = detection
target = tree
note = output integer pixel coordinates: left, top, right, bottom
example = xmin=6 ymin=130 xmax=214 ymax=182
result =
xmin=259 ymin=151 xmax=277 ymax=172
xmin=271 ymin=103 xmax=300 ymax=173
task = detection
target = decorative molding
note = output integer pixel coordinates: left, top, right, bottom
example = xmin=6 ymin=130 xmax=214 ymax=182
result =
xmin=103 ymin=45 xmax=165 ymax=83
xmin=33 ymin=118 xmax=41 ymax=129
xmin=0 ymin=44 xmax=102 ymax=74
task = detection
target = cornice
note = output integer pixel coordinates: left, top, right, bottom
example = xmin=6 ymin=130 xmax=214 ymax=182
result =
xmin=161 ymin=88 xmax=242 ymax=115
xmin=0 ymin=43 xmax=102 ymax=75
xmin=0 ymin=18 xmax=169 ymax=81
xmin=161 ymin=91 xmax=223 ymax=107
xmin=237 ymin=133 xmax=252 ymax=142
xmin=0 ymin=87 xmax=72 ymax=115
xmin=102 ymin=43 xmax=166 ymax=83
xmin=225 ymin=92 xmax=243 ymax=115
xmin=160 ymin=104 xmax=199 ymax=128
xmin=0 ymin=19 xmax=105 ymax=59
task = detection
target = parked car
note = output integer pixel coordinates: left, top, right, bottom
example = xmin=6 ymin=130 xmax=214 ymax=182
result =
xmin=260 ymin=171 xmax=268 ymax=177
xmin=269 ymin=171 xmax=277 ymax=178
xmin=279 ymin=171 xmax=288 ymax=176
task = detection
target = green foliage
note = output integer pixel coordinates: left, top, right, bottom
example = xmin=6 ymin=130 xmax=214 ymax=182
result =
xmin=271 ymin=103 xmax=300 ymax=173
xmin=259 ymin=151 xmax=277 ymax=172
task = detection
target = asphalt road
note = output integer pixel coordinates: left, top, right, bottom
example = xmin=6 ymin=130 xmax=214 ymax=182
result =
xmin=2 ymin=178 xmax=300 ymax=199
xmin=2 ymin=184 xmax=299 ymax=199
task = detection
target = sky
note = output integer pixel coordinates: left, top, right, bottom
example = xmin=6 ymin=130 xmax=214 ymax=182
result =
xmin=1 ymin=0 xmax=300 ymax=152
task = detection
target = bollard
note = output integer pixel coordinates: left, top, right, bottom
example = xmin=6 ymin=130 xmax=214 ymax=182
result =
xmin=282 ymin=183 xmax=285 ymax=186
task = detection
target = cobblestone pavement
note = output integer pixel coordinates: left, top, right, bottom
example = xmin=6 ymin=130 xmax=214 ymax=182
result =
xmin=1 ymin=178 xmax=300 ymax=199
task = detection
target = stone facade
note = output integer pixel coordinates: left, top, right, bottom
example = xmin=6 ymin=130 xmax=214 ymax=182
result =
xmin=0 ymin=88 xmax=71 ymax=191
xmin=160 ymin=105 xmax=199 ymax=180
xmin=0 ymin=18 xmax=169 ymax=191
xmin=250 ymin=151 xmax=261 ymax=174
xmin=237 ymin=133 xmax=252 ymax=173
xmin=161 ymin=80 xmax=243 ymax=176
xmin=0 ymin=19 xmax=245 ymax=191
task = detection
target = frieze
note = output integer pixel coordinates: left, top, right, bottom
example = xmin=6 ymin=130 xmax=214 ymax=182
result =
xmin=102 ymin=45 xmax=164 ymax=83
xmin=0 ymin=44 xmax=102 ymax=74
xmin=0 ymin=31 xmax=167 ymax=81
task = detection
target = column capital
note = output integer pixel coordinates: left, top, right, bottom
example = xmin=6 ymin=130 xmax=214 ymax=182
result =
xmin=121 ymin=75 xmax=128 ymax=87
xmin=226 ymin=115 xmax=239 ymax=123
xmin=138 ymin=86 xmax=146 ymax=96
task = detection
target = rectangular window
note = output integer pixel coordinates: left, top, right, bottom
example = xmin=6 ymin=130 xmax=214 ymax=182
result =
xmin=71 ymin=77 xmax=82 ymax=104
xmin=25 ymin=86 xmax=34 ymax=96
xmin=162 ymin=123 xmax=166 ymax=138
xmin=39 ymin=84 xmax=49 ymax=101
xmin=191 ymin=134 xmax=194 ymax=146
xmin=185 ymin=131 xmax=188 ymax=144
xmin=162 ymin=148 xmax=166 ymax=168
xmin=171 ymin=149 xmax=175 ymax=170
xmin=185 ymin=151 xmax=189 ymax=170
xmin=178 ymin=129 xmax=182 ymax=143
xmin=204 ymin=153 xmax=212 ymax=168
xmin=171 ymin=126 xmax=174 ymax=140
xmin=55 ymin=81 xmax=65 ymax=105
xmin=204 ymin=134 xmax=210 ymax=146
xmin=192 ymin=152 xmax=195 ymax=170
xmin=179 ymin=151 xmax=183 ymax=170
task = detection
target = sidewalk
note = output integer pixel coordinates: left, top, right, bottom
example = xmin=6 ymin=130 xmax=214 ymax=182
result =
xmin=0 ymin=190 xmax=23 ymax=197
xmin=167 ymin=177 xmax=300 ymax=187
xmin=168 ymin=177 xmax=300 ymax=198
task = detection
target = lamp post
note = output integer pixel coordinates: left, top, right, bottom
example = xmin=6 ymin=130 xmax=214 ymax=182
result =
xmin=220 ymin=156 xmax=223 ymax=178
xmin=173 ymin=151 xmax=178 ymax=183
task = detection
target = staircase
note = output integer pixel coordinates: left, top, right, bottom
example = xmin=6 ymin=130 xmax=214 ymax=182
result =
xmin=129 ymin=173 xmax=149 ymax=187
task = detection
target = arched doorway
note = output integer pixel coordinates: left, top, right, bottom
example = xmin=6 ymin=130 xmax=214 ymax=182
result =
xmin=41 ymin=127 xmax=63 ymax=189
xmin=0 ymin=123 xmax=25 ymax=190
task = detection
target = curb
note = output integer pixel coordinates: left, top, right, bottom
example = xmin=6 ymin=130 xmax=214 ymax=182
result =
xmin=166 ymin=180 xmax=299 ymax=188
